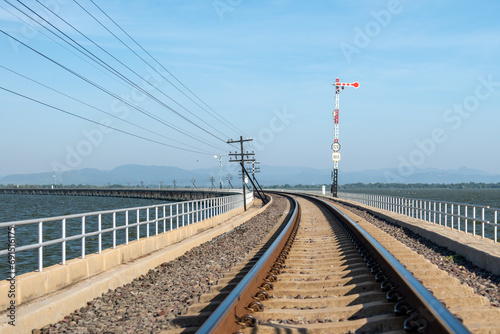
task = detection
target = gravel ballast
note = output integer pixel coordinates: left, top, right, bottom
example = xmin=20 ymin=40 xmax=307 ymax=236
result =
xmin=36 ymin=196 xmax=289 ymax=334
xmin=333 ymin=200 xmax=500 ymax=308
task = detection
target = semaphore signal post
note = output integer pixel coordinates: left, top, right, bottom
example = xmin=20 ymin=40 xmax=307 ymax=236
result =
xmin=331 ymin=78 xmax=359 ymax=197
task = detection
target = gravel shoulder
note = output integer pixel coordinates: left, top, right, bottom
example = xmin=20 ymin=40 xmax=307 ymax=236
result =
xmin=36 ymin=195 xmax=289 ymax=334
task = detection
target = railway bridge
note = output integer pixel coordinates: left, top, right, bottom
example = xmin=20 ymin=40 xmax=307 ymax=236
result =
xmin=0 ymin=187 xmax=234 ymax=201
xmin=1 ymin=189 xmax=500 ymax=333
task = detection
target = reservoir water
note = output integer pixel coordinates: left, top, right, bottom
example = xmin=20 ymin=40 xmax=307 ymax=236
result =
xmin=2 ymin=189 xmax=500 ymax=279
xmin=1 ymin=194 xmax=172 ymax=279
xmin=340 ymin=188 xmax=500 ymax=209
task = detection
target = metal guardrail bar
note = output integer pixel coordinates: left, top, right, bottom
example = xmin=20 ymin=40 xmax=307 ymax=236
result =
xmin=0 ymin=192 xmax=253 ymax=274
xmin=339 ymin=192 xmax=500 ymax=243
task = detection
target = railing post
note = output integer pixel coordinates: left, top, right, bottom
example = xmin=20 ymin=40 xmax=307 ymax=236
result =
xmin=465 ymin=206 xmax=469 ymax=234
xmin=163 ymin=205 xmax=167 ymax=233
xmin=146 ymin=207 xmax=150 ymax=238
xmin=444 ymin=203 xmax=448 ymax=227
xmin=482 ymin=208 xmax=486 ymax=238
xmin=112 ymin=212 xmax=116 ymax=249
xmin=175 ymin=203 xmax=179 ymax=229
xmin=125 ymin=210 xmax=129 ymax=245
xmin=423 ymin=201 xmax=426 ymax=221
xmin=182 ymin=203 xmax=185 ymax=227
xmin=495 ymin=210 xmax=498 ymax=243
xmin=439 ymin=202 xmax=442 ymax=225
xmin=38 ymin=221 xmax=43 ymax=272
xmin=62 ymin=218 xmax=66 ymax=265
xmin=82 ymin=216 xmax=86 ymax=259
xmin=137 ymin=209 xmax=140 ymax=241
xmin=170 ymin=204 xmax=174 ymax=230
xmin=473 ymin=208 xmax=476 ymax=236
xmin=191 ymin=202 xmax=195 ymax=224
xmin=451 ymin=204 xmax=454 ymax=230
xmin=98 ymin=213 xmax=102 ymax=254
xmin=155 ymin=207 xmax=159 ymax=236
xmin=457 ymin=205 xmax=461 ymax=232
xmin=433 ymin=202 xmax=436 ymax=224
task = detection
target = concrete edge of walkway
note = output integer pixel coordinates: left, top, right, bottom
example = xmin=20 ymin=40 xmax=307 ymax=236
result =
xmin=330 ymin=197 xmax=500 ymax=277
xmin=0 ymin=197 xmax=273 ymax=334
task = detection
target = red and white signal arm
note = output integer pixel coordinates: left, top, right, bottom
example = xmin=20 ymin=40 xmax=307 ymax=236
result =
xmin=335 ymin=81 xmax=359 ymax=88
xmin=332 ymin=152 xmax=341 ymax=162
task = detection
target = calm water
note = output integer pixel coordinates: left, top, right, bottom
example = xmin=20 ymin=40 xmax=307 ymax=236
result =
xmin=341 ymin=188 xmax=500 ymax=209
xmin=340 ymin=188 xmax=500 ymax=241
xmin=3 ymin=190 xmax=500 ymax=278
xmin=1 ymin=194 xmax=172 ymax=279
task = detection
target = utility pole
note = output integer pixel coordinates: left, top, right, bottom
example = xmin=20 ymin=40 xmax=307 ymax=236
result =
xmin=228 ymin=136 xmax=255 ymax=211
xmin=214 ymin=155 xmax=223 ymax=189
xmin=331 ymin=78 xmax=359 ymax=197
xmin=251 ymin=161 xmax=261 ymax=179
xmin=226 ymin=173 xmax=233 ymax=188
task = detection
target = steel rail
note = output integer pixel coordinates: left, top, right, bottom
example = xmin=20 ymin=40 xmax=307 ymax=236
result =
xmin=197 ymin=195 xmax=300 ymax=333
xmin=307 ymin=194 xmax=470 ymax=333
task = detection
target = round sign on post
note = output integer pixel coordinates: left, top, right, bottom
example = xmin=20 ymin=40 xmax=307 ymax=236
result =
xmin=332 ymin=152 xmax=341 ymax=162
xmin=331 ymin=143 xmax=341 ymax=152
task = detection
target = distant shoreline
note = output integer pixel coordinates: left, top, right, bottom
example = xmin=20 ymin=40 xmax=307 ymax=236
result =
xmin=265 ymin=182 xmax=500 ymax=190
xmin=2 ymin=182 xmax=500 ymax=190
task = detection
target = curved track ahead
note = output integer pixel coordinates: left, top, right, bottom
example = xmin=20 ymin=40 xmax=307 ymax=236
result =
xmin=165 ymin=193 xmax=499 ymax=333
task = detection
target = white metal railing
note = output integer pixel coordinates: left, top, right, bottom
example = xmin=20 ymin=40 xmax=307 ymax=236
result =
xmin=1 ymin=192 xmax=252 ymax=277
xmin=338 ymin=192 xmax=500 ymax=243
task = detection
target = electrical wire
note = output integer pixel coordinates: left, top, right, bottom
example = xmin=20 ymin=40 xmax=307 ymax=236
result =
xmin=37 ymin=0 xmax=233 ymax=142
xmin=10 ymin=0 xmax=230 ymax=144
xmin=0 ymin=64 xmax=207 ymax=153
xmin=84 ymin=0 xmax=249 ymax=137
xmin=0 ymin=28 xmax=228 ymax=152
xmin=0 ymin=86 xmax=213 ymax=155
xmin=0 ymin=3 xmax=127 ymax=91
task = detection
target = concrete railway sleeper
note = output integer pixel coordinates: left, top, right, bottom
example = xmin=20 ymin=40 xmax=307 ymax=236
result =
xmin=165 ymin=193 xmax=491 ymax=333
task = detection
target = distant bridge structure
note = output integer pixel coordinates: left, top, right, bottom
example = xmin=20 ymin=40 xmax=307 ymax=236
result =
xmin=0 ymin=187 xmax=241 ymax=201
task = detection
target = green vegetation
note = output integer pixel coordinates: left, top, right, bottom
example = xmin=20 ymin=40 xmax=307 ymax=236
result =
xmin=339 ymin=182 xmax=500 ymax=190
xmin=3 ymin=182 xmax=500 ymax=190
xmin=444 ymin=254 xmax=466 ymax=264
xmin=263 ymin=182 xmax=500 ymax=190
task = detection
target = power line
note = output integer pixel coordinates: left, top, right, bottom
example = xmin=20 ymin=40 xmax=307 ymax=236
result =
xmin=0 ymin=28 xmax=228 ymax=152
xmin=85 ymin=0 xmax=248 ymax=137
xmin=9 ymin=0 xmax=230 ymax=144
xmin=0 ymin=64 xmax=206 ymax=153
xmin=37 ymin=0 xmax=233 ymax=142
xmin=0 ymin=86 xmax=213 ymax=155
xmin=0 ymin=3 xmax=127 ymax=91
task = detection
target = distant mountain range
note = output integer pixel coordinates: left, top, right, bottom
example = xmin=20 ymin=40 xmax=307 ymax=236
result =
xmin=1 ymin=165 xmax=500 ymax=186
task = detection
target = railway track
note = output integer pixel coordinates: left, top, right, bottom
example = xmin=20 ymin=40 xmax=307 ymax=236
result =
xmin=164 ymin=193 xmax=499 ymax=333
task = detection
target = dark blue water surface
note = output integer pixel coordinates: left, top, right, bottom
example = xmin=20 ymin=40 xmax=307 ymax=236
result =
xmin=1 ymin=194 xmax=172 ymax=279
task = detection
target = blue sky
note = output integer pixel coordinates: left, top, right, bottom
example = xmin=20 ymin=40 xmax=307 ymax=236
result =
xmin=1 ymin=0 xmax=499 ymax=182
